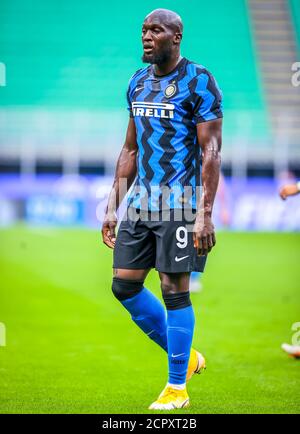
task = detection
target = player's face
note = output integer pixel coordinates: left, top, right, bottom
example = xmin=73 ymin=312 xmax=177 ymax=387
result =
xmin=141 ymin=18 xmax=174 ymax=65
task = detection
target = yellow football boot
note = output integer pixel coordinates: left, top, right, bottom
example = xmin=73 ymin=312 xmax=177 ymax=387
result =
xmin=186 ymin=348 xmax=206 ymax=382
xmin=149 ymin=386 xmax=189 ymax=410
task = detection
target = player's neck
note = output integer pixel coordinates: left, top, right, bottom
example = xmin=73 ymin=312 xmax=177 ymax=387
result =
xmin=154 ymin=54 xmax=182 ymax=77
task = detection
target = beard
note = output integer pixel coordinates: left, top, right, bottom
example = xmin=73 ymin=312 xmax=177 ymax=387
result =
xmin=142 ymin=41 xmax=173 ymax=65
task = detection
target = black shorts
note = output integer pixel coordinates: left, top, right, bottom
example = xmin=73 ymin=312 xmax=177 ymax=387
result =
xmin=113 ymin=207 xmax=207 ymax=273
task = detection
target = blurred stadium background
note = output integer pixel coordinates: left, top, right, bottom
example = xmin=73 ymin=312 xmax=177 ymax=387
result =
xmin=0 ymin=0 xmax=300 ymax=414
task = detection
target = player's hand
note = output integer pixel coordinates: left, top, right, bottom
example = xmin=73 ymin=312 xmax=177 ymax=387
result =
xmin=101 ymin=211 xmax=117 ymax=249
xmin=193 ymin=214 xmax=216 ymax=256
xmin=279 ymin=184 xmax=299 ymax=200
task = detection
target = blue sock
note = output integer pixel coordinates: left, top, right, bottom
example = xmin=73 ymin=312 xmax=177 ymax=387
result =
xmin=167 ymin=305 xmax=195 ymax=385
xmin=121 ymin=288 xmax=168 ymax=351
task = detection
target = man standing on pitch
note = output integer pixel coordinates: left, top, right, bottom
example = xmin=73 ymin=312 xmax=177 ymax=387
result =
xmin=102 ymin=8 xmax=223 ymax=410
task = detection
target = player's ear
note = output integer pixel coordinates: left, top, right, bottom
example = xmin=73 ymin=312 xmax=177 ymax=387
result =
xmin=173 ymin=32 xmax=182 ymax=45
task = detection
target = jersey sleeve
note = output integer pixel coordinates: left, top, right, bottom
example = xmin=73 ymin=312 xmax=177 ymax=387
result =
xmin=193 ymin=70 xmax=223 ymax=124
xmin=126 ymin=81 xmax=134 ymax=118
xmin=126 ymin=69 xmax=141 ymax=118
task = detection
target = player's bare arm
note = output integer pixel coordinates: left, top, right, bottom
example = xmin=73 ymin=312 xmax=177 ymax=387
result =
xmin=102 ymin=118 xmax=138 ymax=249
xmin=279 ymin=182 xmax=300 ymax=200
xmin=193 ymin=118 xmax=222 ymax=256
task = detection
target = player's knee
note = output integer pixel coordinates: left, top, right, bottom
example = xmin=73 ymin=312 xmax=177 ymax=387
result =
xmin=112 ymin=277 xmax=144 ymax=301
xmin=162 ymin=291 xmax=192 ymax=310
xmin=160 ymin=281 xmax=175 ymax=296
xmin=161 ymin=279 xmax=188 ymax=297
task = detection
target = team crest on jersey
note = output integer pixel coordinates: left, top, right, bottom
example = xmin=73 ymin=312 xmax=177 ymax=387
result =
xmin=164 ymin=83 xmax=176 ymax=98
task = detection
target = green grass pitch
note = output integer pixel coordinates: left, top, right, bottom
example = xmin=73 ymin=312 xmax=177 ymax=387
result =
xmin=0 ymin=226 xmax=299 ymax=414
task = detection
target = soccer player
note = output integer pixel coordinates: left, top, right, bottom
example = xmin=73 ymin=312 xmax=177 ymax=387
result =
xmin=281 ymin=343 xmax=300 ymax=359
xmin=279 ymin=181 xmax=300 ymax=359
xmin=102 ymin=8 xmax=223 ymax=410
xmin=279 ymin=182 xmax=300 ymax=200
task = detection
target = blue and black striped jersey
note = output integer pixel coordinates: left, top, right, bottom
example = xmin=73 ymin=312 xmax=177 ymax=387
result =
xmin=126 ymin=57 xmax=223 ymax=211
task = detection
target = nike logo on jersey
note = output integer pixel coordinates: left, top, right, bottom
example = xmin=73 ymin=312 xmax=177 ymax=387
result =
xmin=175 ymin=255 xmax=189 ymax=262
xmin=132 ymin=101 xmax=174 ymax=119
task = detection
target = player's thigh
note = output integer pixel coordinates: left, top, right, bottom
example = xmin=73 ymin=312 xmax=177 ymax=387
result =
xmin=154 ymin=209 xmax=207 ymax=274
xmin=113 ymin=214 xmax=155 ymax=271
xmin=113 ymin=268 xmax=150 ymax=281
xmin=154 ymin=209 xmax=194 ymax=273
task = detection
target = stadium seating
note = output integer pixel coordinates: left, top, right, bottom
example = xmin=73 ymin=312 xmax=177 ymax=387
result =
xmin=0 ymin=0 xmax=299 ymax=166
